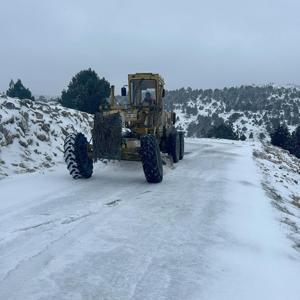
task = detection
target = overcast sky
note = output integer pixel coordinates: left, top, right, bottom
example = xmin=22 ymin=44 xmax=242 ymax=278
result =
xmin=0 ymin=0 xmax=300 ymax=96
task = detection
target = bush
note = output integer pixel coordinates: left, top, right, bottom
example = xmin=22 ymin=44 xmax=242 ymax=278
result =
xmin=259 ymin=132 xmax=266 ymax=140
xmin=240 ymin=133 xmax=247 ymax=141
xmin=61 ymin=69 xmax=110 ymax=114
xmin=6 ymin=79 xmax=34 ymax=100
xmin=207 ymin=123 xmax=239 ymax=140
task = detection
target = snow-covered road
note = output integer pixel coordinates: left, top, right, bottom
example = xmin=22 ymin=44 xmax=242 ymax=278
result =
xmin=0 ymin=139 xmax=299 ymax=300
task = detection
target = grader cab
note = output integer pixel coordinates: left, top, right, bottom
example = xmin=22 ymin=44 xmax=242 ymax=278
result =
xmin=63 ymin=73 xmax=184 ymax=183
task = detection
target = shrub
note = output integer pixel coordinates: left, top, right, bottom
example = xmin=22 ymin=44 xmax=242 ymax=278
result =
xmin=207 ymin=123 xmax=239 ymax=140
xmin=6 ymin=79 xmax=34 ymax=100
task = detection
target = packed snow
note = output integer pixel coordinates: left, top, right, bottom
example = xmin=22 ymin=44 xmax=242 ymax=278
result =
xmin=0 ymin=138 xmax=299 ymax=300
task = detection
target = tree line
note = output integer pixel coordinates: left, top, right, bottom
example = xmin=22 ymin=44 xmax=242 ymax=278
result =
xmin=5 ymin=68 xmax=110 ymax=114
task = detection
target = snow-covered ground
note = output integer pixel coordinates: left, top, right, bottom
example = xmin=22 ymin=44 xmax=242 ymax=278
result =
xmin=0 ymin=139 xmax=299 ymax=300
xmin=254 ymin=143 xmax=300 ymax=252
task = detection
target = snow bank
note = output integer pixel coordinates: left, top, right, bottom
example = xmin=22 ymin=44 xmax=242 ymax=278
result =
xmin=253 ymin=143 xmax=300 ymax=251
xmin=0 ymin=96 xmax=93 ymax=178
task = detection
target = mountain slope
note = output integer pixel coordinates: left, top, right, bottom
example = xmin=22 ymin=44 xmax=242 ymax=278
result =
xmin=165 ymin=84 xmax=300 ymax=139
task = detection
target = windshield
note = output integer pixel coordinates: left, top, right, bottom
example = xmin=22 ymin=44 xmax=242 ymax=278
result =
xmin=130 ymin=79 xmax=157 ymax=106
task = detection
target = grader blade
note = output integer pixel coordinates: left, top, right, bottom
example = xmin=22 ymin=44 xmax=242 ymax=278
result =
xmin=92 ymin=112 xmax=122 ymax=161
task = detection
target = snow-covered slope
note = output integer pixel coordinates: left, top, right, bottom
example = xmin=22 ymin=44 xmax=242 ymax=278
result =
xmin=0 ymin=139 xmax=299 ymax=299
xmin=0 ymin=96 xmax=93 ymax=178
xmin=164 ymin=84 xmax=300 ymax=139
xmin=254 ymin=143 xmax=300 ymax=250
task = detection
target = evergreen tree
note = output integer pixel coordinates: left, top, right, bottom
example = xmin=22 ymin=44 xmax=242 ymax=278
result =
xmin=6 ymin=79 xmax=34 ymax=100
xmin=207 ymin=123 xmax=239 ymax=140
xmin=61 ymin=69 xmax=110 ymax=114
xmin=289 ymin=125 xmax=300 ymax=158
xmin=240 ymin=133 xmax=247 ymax=141
xmin=270 ymin=124 xmax=291 ymax=150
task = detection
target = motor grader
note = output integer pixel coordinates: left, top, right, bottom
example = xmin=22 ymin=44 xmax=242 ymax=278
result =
xmin=63 ymin=73 xmax=184 ymax=183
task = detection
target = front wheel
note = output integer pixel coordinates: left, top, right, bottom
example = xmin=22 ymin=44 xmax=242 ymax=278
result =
xmin=140 ymin=134 xmax=163 ymax=183
xmin=64 ymin=132 xmax=93 ymax=179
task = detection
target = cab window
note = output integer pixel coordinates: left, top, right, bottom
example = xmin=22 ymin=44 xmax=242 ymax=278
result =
xmin=130 ymin=79 xmax=157 ymax=106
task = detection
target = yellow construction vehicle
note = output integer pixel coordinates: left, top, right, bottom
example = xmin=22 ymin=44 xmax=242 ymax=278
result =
xmin=63 ymin=73 xmax=184 ymax=183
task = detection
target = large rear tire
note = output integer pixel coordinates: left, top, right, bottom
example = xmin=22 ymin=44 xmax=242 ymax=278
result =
xmin=140 ymin=134 xmax=163 ymax=183
xmin=179 ymin=132 xmax=184 ymax=160
xmin=169 ymin=131 xmax=180 ymax=163
xmin=64 ymin=133 xmax=93 ymax=179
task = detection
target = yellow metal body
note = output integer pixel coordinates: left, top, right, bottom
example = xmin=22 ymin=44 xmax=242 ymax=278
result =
xmin=101 ymin=73 xmax=174 ymax=161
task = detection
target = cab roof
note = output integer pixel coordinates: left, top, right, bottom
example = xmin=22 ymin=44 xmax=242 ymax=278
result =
xmin=128 ymin=73 xmax=165 ymax=85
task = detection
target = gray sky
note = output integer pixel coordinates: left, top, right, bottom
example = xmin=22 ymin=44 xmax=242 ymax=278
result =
xmin=1 ymin=0 xmax=300 ymax=96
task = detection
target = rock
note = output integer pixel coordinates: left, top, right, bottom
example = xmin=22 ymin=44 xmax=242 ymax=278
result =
xmin=19 ymin=139 xmax=28 ymax=148
xmin=18 ymin=162 xmax=27 ymax=169
xmin=45 ymin=155 xmax=52 ymax=162
xmin=62 ymin=111 xmax=70 ymax=117
xmin=20 ymin=111 xmax=29 ymax=121
xmin=61 ymin=127 xmax=69 ymax=136
xmin=35 ymin=112 xmax=43 ymax=120
xmin=41 ymin=106 xmax=51 ymax=114
xmin=3 ymin=133 xmax=14 ymax=145
xmin=3 ymin=101 xmax=16 ymax=109
xmin=20 ymin=99 xmax=33 ymax=106
xmin=16 ymin=128 xmax=25 ymax=138
xmin=42 ymin=162 xmax=51 ymax=168
xmin=4 ymin=116 xmax=15 ymax=125
xmin=36 ymin=133 xmax=48 ymax=142
xmin=18 ymin=117 xmax=28 ymax=134
xmin=27 ymin=138 xmax=34 ymax=145
xmin=41 ymin=123 xmax=50 ymax=132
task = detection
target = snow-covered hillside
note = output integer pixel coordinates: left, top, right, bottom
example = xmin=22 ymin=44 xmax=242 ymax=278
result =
xmin=0 ymin=96 xmax=93 ymax=178
xmin=254 ymin=143 xmax=300 ymax=250
xmin=164 ymin=84 xmax=300 ymax=139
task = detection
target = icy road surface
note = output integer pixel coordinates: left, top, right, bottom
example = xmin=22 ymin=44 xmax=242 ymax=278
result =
xmin=0 ymin=139 xmax=299 ymax=300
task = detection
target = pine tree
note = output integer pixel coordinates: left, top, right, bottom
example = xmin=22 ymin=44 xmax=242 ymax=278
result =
xmin=61 ymin=68 xmax=110 ymax=114
xmin=270 ymin=124 xmax=291 ymax=150
xmin=6 ymin=79 xmax=34 ymax=100
xmin=289 ymin=125 xmax=300 ymax=158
